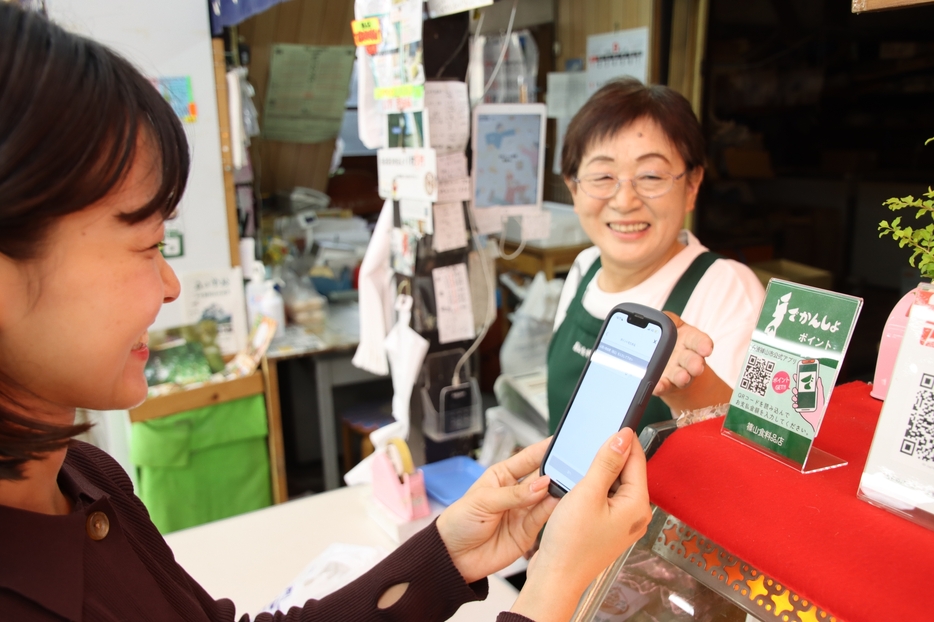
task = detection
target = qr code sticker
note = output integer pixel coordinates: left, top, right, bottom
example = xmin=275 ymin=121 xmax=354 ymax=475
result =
xmin=901 ymin=374 xmax=934 ymax=463
xmin=739 ymin=354 xmax=775 ymax=397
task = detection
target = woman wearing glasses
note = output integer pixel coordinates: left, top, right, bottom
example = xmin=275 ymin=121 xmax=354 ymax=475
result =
xmin=547 ymin=78 xmax=765 ymax=434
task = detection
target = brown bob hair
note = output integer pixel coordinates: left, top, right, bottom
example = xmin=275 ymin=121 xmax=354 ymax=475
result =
xmin=560 ymin=78 xmax=705 ymax=179
xmin=0 ymin=4 xmax=190 ymax=479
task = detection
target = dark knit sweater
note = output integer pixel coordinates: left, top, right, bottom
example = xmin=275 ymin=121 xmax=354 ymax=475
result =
xmin=0 ymin=441 xmax=535 ymax=621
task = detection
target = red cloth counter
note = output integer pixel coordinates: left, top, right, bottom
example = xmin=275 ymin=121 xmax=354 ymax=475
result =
xmin=647 ymin=382 xmax=934 ymax=622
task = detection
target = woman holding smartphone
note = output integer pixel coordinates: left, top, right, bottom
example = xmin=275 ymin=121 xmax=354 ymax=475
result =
xmin=0 ymin=6 xmax=650 ymax=621
xmin=547 ymin=79 xmax=765 ymax=434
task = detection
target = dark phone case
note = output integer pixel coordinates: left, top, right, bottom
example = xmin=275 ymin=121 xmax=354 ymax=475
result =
xmin=541 ymin=302 xmax=677 ymax=497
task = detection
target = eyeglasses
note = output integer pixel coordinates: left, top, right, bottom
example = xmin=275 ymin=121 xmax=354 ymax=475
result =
xmin=572 ymin=171 xmax=687 ymax=200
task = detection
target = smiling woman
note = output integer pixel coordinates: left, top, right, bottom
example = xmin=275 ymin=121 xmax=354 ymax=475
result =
xmin=0 ymin=3 xmax=189 ymax=482
xmin=546 ymin=78 xmax=766 ymax=434
xmin=0 ymin=6 xmax=656 ymax=621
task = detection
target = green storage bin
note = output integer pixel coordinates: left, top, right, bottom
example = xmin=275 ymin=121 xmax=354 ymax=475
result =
xmin=130 ymin=394 xmax=272 ymax=533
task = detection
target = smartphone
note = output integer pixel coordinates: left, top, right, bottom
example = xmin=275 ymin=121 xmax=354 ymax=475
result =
xmin=796 ymin=359 xmax=819 ymax=412
xmin=541 ymin=303 xmax=677 ymax=497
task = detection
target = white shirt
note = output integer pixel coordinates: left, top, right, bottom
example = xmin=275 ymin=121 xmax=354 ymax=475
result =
xmin=553 ymin=230 xmax=766 ymax=388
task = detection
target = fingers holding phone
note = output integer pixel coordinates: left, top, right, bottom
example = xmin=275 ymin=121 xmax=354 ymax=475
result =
xmin=542 ymin=303 xmax=675 ymax=497
xmin=511 ymin=429 xmax=652 ymax=622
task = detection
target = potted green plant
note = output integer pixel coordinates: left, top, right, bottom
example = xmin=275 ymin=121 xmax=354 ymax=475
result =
xmin=873 ymin=140 xmax=934 ymax=399
xmin=878 ymin=150 xmax=934 ymax=278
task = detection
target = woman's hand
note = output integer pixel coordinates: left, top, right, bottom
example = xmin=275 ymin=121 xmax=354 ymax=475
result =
xmin=653 ymin=312 xmax=713 ymax=395
xmin=436 ymin=438 xmax=559 ymax=584
xmin=511 ymin=428 xmax=652 ymax=622
xmin=654 ymin=312 xmax=733 ymax=412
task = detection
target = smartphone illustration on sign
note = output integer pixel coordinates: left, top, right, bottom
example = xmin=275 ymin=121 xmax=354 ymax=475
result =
xmin=541 ymin=303 xmax=676 ymax=497
xmin=796 ymin=359 xmax=819 ymax=412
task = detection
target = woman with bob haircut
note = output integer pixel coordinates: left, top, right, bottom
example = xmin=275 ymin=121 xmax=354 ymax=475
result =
xmin=0 ymin=5 xmax=651 ymax=621
xmin=547 ymin=78 xmax=765 ymax=434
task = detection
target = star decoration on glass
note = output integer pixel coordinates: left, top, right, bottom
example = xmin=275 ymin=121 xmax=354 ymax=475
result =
xmin=771 ymin=590 xmax=794 ymax=616
xmin=702 ymin=548 xmax=722 ymax=570
xmin=746 ymin=574 xmax=768 ymax=601
xmin=796 ymin=605 xmax=820 ymax=622
xmin=723 ymin=561 xmax=744 ymax=586
xmin=661 ymin=523 xmax=680 ymax=546
xmin=681 ymin=534 xmax=700 ymax=559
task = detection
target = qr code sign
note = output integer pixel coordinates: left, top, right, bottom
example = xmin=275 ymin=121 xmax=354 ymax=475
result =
xmin=740 ymin=354 xmax=775 ymax=397
xmin=901 ymin=374 xmax=934 ymax=463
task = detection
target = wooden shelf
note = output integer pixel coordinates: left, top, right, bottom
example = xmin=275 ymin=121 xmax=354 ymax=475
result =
xmin=129 ymin=364 xmax=287 ymax=505
xmin=129 ymin=372 xmax=265 ymax=423
xmin=853 ymin=0 xmax=934 ymax=12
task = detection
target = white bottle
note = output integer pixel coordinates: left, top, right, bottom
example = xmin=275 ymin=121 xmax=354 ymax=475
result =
xmin=259 ymin=279 xmax=286 ymax=340
xmin=245 ymin=261 xmax=267 ymax=331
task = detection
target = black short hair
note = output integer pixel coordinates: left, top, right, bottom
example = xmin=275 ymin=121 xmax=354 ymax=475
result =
xmin=0 ymin=3 xmax=190 ymax=260
xmin=561 ymin=78 xmax=705 ymax=180
xmin=0 ymin=4 xmax=190 ymax=479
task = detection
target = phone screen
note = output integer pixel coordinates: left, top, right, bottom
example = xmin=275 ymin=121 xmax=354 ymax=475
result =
xmin=544 ymin=310 xmax=663 ymax=492
xmin=796 ymin=360 xmax=819 ymax=410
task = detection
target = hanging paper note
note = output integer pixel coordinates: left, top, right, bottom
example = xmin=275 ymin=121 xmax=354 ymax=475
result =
xmin=424 ymin=81 xmax=470 ymax=154
xmin=436 ymin=152 xmax=471 ymax=203
xmin=432 ymin=263 xmax=476 ymax=344
xmin=722 ymin=279 xmax=862 ymax=471
xmin=366 ymin=0 xmax=425 ymax=113
xmin=432 ymin=203 xmax=467 ymax=253
xmin=377 ymin=148 xmax=438 ymax=201
xmin=400 ymin=199 xmax=433 ymax=235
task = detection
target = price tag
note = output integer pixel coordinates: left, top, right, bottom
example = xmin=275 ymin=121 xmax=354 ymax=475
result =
xmin=351 ymin=18 xmax=382 ymax=47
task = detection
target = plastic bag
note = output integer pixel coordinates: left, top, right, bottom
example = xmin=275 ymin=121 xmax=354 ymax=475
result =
xmin=499 ymin=271 xmax=564 ymax=375
xmin=281 ymin=263 xmax=328 ymax=333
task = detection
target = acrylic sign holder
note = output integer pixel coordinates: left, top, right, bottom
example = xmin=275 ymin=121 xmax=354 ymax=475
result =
xmin=722 ymin=279 xmax=862 ymax=475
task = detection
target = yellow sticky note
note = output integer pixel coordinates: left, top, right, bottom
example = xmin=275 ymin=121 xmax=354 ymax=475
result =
xmin=351 ymin=18 xmax=382 ymax=46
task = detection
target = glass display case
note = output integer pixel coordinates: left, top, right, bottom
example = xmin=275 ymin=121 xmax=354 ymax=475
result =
xmin=571 ymin=507 xmax=836 ymax=622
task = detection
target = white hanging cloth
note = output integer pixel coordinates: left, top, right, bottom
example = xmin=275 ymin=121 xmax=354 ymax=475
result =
xmin=351 ymin=199 xmax=395 ymax=376
xmin=345 ymin=293 xmax=429 ymax=486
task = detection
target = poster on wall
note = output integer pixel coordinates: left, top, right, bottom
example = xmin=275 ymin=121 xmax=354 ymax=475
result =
xmin=178 ymin=267 xmax=249 ymax=356
xmin=585 ymin=27 xmax=649 ymax=94
xmin=263 ymin=44 xmax=356 ymax=143
xmin=151 ymin=76 xmax=198 ymax=123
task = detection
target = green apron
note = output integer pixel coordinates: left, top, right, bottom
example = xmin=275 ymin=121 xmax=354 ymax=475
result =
xmin=546 ymin=251 xmax=721 ymax=435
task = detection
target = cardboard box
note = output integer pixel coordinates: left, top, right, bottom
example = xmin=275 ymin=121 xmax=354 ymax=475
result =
xmin=750 ymin=259 xmax=833 ymax=291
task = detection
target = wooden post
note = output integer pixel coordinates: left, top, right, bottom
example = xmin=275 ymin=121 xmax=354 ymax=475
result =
xmin=211 ymin=38 xmax=242 ymax=269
